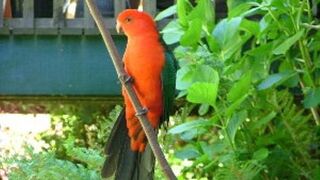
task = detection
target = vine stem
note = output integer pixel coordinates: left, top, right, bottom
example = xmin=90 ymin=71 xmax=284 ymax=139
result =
xmin=84 ymin=0 xmax=177 ymax=179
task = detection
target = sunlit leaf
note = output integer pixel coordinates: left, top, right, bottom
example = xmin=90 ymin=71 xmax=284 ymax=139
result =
xmin=180 ymin=18 xmax=202 ymax=46
xmin=177 ymin=0 xmax=188 ymax=26
xmin=187 ymin=82 xmax=219 ymax=106
xmin=176 ymin=65 xmax=219 ymax=91
xmin=213 ymin=17 xmax=242 ymax=47
xmin=161 ymin=20 xmax=184 ymax=45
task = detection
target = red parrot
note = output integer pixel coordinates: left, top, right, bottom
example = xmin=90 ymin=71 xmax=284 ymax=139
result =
xmin=101 ymin=9 xmax=176 ymax=179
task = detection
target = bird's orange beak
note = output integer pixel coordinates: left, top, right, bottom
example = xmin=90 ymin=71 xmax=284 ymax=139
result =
xmin=116 ymin=22 xmax=122 ymax=34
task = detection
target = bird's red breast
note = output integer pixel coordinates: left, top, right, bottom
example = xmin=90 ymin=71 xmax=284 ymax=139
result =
xmin=117 ymin=9 xmax=165 ymax=152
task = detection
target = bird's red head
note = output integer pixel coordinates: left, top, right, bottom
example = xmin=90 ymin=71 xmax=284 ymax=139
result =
xmin=116 ymin=9 xmax=157 ymax=37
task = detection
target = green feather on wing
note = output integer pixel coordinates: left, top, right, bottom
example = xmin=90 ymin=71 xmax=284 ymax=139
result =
xmin=161 ymin=45 xmax=177 ymax=124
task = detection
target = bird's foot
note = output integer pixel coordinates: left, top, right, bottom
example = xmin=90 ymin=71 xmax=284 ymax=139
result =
xmin=136 ymin=107 xmax=148 ymax=116
xmin=119 ymin=74 xmax=133 ymax=84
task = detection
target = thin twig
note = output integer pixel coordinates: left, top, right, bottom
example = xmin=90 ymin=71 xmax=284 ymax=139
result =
xmin=84 ymin=0 xmax=177 ymax=179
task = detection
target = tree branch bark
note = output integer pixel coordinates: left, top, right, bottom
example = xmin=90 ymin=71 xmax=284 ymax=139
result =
xmin=84 ymin=0 xmax=177 ymax=179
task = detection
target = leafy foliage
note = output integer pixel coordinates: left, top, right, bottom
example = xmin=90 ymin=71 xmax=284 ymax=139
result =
xmin=0 ymin=102 xmax=121 ymax=179
xmin=1 ymin=146 xmax=102 ymax=180
xmin=157 ymin=0 xmax=320 ymax=179
xmin=39 ymin=103 xmax=121 ymax=160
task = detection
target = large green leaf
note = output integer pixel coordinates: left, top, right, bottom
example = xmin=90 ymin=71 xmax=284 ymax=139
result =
xmin=194 ymin=65 xmax=219 ymax=84
xmin=161 ymin=20 xmax=184 ymax=45
xmin=272 ymin=30 xmax=304 ymax=55
xmin=303 ymin=88 xmax=320 ymax=108
xmin=187 ymin=82 xmax=219 ymax=106
xmin=213 ymin=17 xmax=242 ymax=48
xmin=176 ymin=64 xmax=219 ymax=91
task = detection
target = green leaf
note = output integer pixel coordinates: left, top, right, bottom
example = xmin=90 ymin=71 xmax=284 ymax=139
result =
xmin=176 ymin=66 xmax=192 ymax=90
xmin=180 ymin=128 xmax=206 ymax=141
xmin=240 ymin=19 xmax=260 ymax=36
xmin=187 ymin=82 xmax=219 ymax=106
xmin=252 ymin=111 xmax=277 ymax=129
xmin=161 ymin=20 xmax=184 ymax=45
xmin=194 ymin=65 xmax=219 ymax=84
xmin=213 ymin=17 xmax=242 ymax=47
xmin=227 ymin=0 xmax=255 ymax=11
xmin=198 ymin=104 xmax=210 ymax=116
xmin=168 ymin=119 xmax=211 ymax=134
xmin=227 ymin=71 xmax=252 ymax=102
xmin=186 ymin=0 xmax=215 ymax=31
xmin=206 ymin=35 xmax=220 ymax=53
xmin=177 ymin=0 xmax=188 ymax=27
xmin=221 ymin=33 xmax=251 ymax=61
xmin=228 ymin=2 xmax=257 ymax=17
xmin=272 ymin=30 xmax=304 ymax=55
xmin=175 ymin=146 xmax=200 ymax=159
xmin=303 ymin=88 xmax=320 ymax=108
xmin=257 ymin=71 xmax=295 ymax=90
xmin=279 ymin=60 xmax=299 ymax=87
xmin=253 ymin=148 xmax=269 ymax=161
xmin=226 ymin=95 xmax=248 ymax=116
xmin=226 ymin=110 xmax=247 ymax=143
xmin=180 ymin=18 xmax=202 ymax=46
xmin=155 ymin=5 xmax=177 ymax=21
xmin=176 ymin=65 xmax=219 ymax=91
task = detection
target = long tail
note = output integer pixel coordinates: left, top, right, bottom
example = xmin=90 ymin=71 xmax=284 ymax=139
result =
xmin=101 ymin=109 xmax=155 ymax=180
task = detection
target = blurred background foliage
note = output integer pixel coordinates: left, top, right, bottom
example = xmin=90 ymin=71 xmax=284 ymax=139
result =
xmin=157 ymin=0 xmax=320 ymax=179
xmin=0 ymin=101 xmax=120 ymax=180
xmin=1 ymin=0 xmax=320 ymax=179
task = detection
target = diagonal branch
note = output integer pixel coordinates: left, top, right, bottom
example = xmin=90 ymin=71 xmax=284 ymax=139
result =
xmin=84 ymin=0 xmax=177 ymax=179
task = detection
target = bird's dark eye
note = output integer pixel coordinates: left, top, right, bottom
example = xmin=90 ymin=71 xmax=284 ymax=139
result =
xmin=125 ymin=17 xmax=132 ymax=23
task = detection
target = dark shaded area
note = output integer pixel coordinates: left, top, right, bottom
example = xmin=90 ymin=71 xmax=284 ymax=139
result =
xmin=11 ymin=0 xmax=23 ymax=17
xmin=34 ymin=0 xmax=53 ymax=17
xmin=157 ymin=0 xmax=174 ymax=10
xmin=215 ymin=0 xmax=227 ymax=19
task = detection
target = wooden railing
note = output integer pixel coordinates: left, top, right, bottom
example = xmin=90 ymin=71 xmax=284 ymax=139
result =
xmin=0 ymin=0 xmax=156 ymax=35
